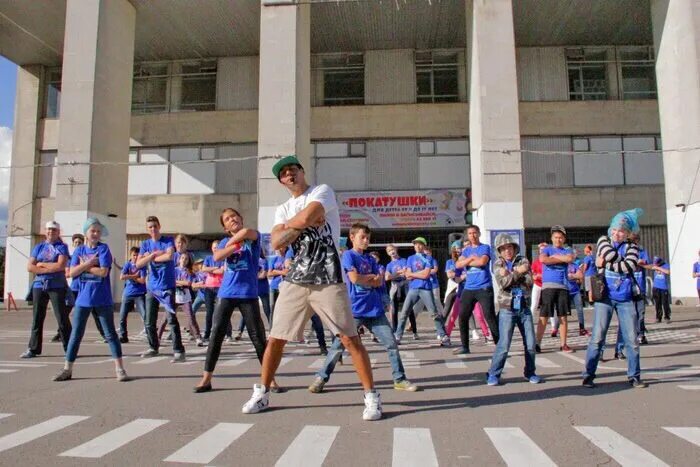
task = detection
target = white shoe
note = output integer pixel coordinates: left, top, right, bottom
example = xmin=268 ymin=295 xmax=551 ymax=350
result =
xmin=440 ymin=335 xmax=451 ymax=347
xmin=363 ymin=391 xmax=383 ymax=421
xmin=470 ymin=331 xmax=480 ymax=341
xmin=242 ymin=384 xmax=270 ymax=414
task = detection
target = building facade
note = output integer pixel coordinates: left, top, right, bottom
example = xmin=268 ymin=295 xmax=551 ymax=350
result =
xmin=2 ymin=0 xmax=698 ymax=302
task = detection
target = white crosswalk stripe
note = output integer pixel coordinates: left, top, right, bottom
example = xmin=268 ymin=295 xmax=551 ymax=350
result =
xmin=0 ymin=362 xmax=47 ymax=368
xmin=0 ymin=369 xmax=18 ymax=373
xmin=484 ymin=427 xmax=557 ymax=467
xmin=535 ymin=357 xmax=561 ymax=368
xmin=0 ymin=414 xmax=13 ymax=420
xmin=220 ymin=357 xmax=252 ymax=367
xmin=677 ymin=385 xmax=700 ymax=390
xmin=163 ymin=422 xmax=252 ymax=464
xmin=60 ymin=418 xmax=169 ymax=458
xmin=274 ymin=425 xmax=340 ymax=467
xmin=663 ymin=427 xmax=700 ymax=448
xmin=133 ymin=356 xmax=169 ymax=365
xmin=309 ymin=358 xmax=326 ymax=369
xmin=574 ymin=426 xmax=669 ymax=467
xmin=0 ymin=415 xmax=90 ymax=454
xmin=444 ymin=359 xmax=468 ymax=369
xmin=392 ymin=428 xmax=439 ymax=467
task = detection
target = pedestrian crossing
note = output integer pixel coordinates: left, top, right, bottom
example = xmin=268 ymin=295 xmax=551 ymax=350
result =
xmin=0 ymin=413 xmax=698 ymax=465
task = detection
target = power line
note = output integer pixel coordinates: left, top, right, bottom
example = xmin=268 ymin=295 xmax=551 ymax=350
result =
xmin=1 ymin=147 xmax=698 ymax=171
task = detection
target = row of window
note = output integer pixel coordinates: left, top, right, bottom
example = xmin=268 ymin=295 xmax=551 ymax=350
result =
xmin=42 ymin=46 xmax=657 ymax=118
xmin=36 ymin=135 xmax=661 ymax=198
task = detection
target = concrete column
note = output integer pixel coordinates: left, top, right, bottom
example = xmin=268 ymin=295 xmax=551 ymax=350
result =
xmin=55 ymin=0 xmax=135 ymax=300
xmin=257 ymin=1 xmax=311 ymax=233
xmin=466 ymin=0 xmax=523 ymax=239
xmin=651 ymin=0 xmax=700 ymax=302
xmin=4 ymin=66 xmax=42 ymax=301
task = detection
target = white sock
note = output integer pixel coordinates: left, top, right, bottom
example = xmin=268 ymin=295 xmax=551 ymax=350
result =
xmin=64 ymin=361 xmax=73 ymax=371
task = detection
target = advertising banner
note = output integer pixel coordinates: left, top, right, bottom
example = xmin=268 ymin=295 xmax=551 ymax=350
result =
xmin=337 ymin=189 xmax=467 ymax=229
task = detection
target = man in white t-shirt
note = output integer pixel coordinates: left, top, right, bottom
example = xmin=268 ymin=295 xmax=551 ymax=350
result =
xmin=241 ymin=155 xmax=382 ymax=421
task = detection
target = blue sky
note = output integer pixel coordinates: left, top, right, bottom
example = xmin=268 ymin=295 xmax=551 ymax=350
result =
xmin=0 ymin=55 xmax=16 ymax=245
xmin=0 ymin=56 xmax=17 ymax=129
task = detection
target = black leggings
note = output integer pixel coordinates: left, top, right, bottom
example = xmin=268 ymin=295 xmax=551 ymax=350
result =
xmin=443 ymin=289 xmax=458 ymax=319
xmin=458 ymin=288 xmax=499 ymax=350
xmin=653 ymin=288 xmax=671 ymax=320
xmin=29 ymin=288 xmax=71 ymax=354
xmin=205 ymin=298 xmax=267 ymax=373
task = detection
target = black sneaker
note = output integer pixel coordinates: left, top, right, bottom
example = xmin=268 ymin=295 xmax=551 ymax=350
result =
xmin=119 ymin=336 xmax=129 ymax=344
xmin=582 ymin=376 xmax=596 ymax=388
xmin=640 ymin=335 xmax=648 ymax=345
xmin=614 ymin=351 xmax=626 ymax=360
xmin=320 ymin=347 xmax=328 ymax=356
xmin=629 ymin=378 xmax=648 ymax=389
xmin=535 ymin=344 xmax=542 ymax=354
xmin=50 ymin=333 xmax=61 ymax=343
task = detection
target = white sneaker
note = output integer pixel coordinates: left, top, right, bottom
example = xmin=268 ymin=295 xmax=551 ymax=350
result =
xmin=470 ymin=331 xmax=480 ymax=341
xmin=440 ymin=335 xmax=451 ymax=347
xmin=363 ymin=391 xmax=383 ymax=421
xmin=241 ymin=384 xmax=270 ymax=414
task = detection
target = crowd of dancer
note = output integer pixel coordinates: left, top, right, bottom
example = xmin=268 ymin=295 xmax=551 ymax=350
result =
xmin=19 ymin=154 xmax=693 ymax=421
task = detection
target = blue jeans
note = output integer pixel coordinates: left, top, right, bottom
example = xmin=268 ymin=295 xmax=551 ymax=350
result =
xmin=118 ymin=293 xmax=146 ymax=338
xmin=607 ymin=299 xmax=644 ymax=354
xmin=583 ymin=299 xmax=641 ymax=381
xmin=395 ymin=288 xmax=446 ymax=341
xmin=66 ymin=305 xmax=122 ymax=362
xmin=317 ymin=314 xmax=406 ymax=383
xmin=488 ymin=308 xmax=537 ymax=379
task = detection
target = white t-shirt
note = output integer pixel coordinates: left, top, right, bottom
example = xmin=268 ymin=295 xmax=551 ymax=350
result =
xmin=274 ymin=184 xmax=343 ymax=285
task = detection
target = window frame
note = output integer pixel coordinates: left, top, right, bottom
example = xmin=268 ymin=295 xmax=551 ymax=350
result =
xmin=415 ymin=50 xmax=461 ymax=104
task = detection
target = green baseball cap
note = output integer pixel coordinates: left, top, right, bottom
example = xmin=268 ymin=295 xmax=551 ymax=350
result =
xmin=412 ymin=237 xmax=427 ymax=245
xmin=272 ymin=155 xmax=304 ymax=179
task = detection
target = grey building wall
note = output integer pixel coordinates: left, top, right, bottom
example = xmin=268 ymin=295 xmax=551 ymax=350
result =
xmin=365 ymin=49 xmax=416 ymax=105
xmin=216 ymin=56 xmax=259 ymax=110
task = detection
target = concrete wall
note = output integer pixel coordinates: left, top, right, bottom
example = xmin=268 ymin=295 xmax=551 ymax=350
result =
xmin=523 ymin=185 xmax=667 ymax=228
xmin=35 ymin=100 xmax=660 ymax=150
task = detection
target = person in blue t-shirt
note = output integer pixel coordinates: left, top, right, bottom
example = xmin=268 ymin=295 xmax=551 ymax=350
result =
xmin=453 ymin=225 xmax=498 ymax=354
xmin=567 ymin=260 xmax=587 ymax=336
xmin=191 ymin=259 xmax=208 ymax=316
xmin=201 ymin=241 xmax=226 ymax=341
xmin=582 ymin=244 xmax=596 ymax=307
xmin=268 ymin=247 xmax=292 ymax=308
xmin=53 ymin=217 xmax=129 ymax=383
xmin=394 ymin=237 xmax=448 ymax=346
xmin=236 ymin=253 xmax=274 ymax=335
xmin=694 ymin=251 xmax=700 ymax=306
xmin=652 ymin=256 xmax=672 ymax=323
xmin=412 ymin=246 xmax=444 ymax=318
xmin=582 ymin=208 xmax=646 ymax=389
xmin=308 ymin=224 xmax=418 ymax=393
xmin=21 ymin=221 xmax=72 ymax=358
xmin=135 ymin=215 xmax=186 ymax=362
xmin=535 ymin=225 xmax=576 ymax=353
xmin=118 ymin=247 xmax=147 ymax=343
xmin=385 ymin=245 xmax=418 ymax=338
xmin=194 ymin=208 xmax=282 ymax=393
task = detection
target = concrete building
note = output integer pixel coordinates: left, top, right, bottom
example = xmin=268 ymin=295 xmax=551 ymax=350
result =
xmin=1 ymin=0 xmax=698 ymax=303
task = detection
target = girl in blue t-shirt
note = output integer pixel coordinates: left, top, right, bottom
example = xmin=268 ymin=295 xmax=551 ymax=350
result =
xmin=194 ymin=208 xmax=281 ymax=393
xmin=53 ymin=218 xmax=129 ymax=383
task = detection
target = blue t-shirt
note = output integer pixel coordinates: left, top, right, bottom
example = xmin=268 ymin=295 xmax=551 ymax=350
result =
xmin=695 ymin=262 xmax=700 ymax=289
xmin=567 ymin=263 xmax=581 ymax=296
xmin=173 ymin=251 xmax=193 ymax=267
xmin=121 ymin=260 xmax=147 ymax=297
xmin=258 ymin=257 xmax=270 ymax=296
xmin=634 ymin=249 xmax=650 ymax=294
xmin=193 ymin=271 xmax=207 ymax=299
xmin=269 ymin=254 xmax=287 ymax=291
xmin=175 ymin=266 xmax=192 ymax=285
xmin=31 ymin=241 xmax=70 ymax=289
xmin=70 ymin=243 xmax=113 ymax=307
xmin=217 ymin=235 xmax=260 ymax=299
xmin=446 ymin=258 xmax=466 ymax=293
xmin=541 ymin=246 xmax=572 ymax=288
xmin=406 ymin=253 xmax=434 ymax=290
xmin=386 ymin=258 xmax=407 ymax=283
xmin=139 ymin=236 xmax=176 ymax=292
xmin=604 ymin=242 xmax=634 ymax=302
xmin=461 ymin=244 xmax=492 ymax=290
xmin=341 ymin=249 xmax=384 ymax=318
xmin=653 ymin=263 xmax=670 ymax=290
xmin=376 ymin=263 xmax=388 ymax=296
xmin=583 ymin=255 xmax=596 ymax=277
xmin=428 ymin=256 xmax=439 ymax=289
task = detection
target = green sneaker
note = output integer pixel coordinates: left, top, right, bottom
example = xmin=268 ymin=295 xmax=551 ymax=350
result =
xmin=394 ymin=379 xmax=419 ymax=392
xmin=308 ymin=377 xmax=326 ymax=393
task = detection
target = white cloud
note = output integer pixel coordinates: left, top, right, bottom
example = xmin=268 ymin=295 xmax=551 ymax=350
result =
xmin=0 ymin=126 xmax=11 ymax=242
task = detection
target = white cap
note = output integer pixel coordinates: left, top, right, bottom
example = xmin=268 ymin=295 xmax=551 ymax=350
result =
xmin=45 ymin=221 xmax=60 ymax=230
